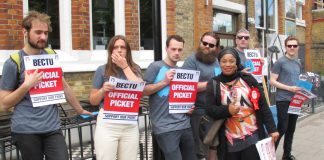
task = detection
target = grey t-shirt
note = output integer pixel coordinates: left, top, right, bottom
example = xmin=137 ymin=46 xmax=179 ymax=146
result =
xmin=271 ymin=56 xmax=301 ymax=101
xmin=91 ymin=64 xmax=142 ymax=107
xmin=144 ymin=60 xmax=191 ymax=135
xmin=0 ymin=50 xmax=60 ymax=134
xmin=182 ymin=53 xmax=220 ymax=108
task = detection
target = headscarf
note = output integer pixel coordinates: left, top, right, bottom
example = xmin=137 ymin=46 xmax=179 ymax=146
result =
xmin=217 ymin=47 xmax=244 ymax=83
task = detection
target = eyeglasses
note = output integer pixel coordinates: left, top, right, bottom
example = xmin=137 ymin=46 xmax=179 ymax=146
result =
xmin=201 ymin=41 xmax=216 ymax=48
xmin=287 ymin=45 xmax=298 ymax=48
xmin=236 ymin=36 xmax=250 ymax=40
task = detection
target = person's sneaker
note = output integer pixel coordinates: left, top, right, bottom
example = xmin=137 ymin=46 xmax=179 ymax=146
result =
xmin=282 ymin=154 xmax=296 ymax=160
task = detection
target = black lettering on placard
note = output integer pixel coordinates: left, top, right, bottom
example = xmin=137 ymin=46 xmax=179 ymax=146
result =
xmin=247 ymin=52 xmax=257 ymax=58
xmin=115 ymin=82 xmax=137 ymax=89
xmin=176 ymin=73 xmax=194 ymax=79
xmin=33 ymin=58 xmax=54 ymax=66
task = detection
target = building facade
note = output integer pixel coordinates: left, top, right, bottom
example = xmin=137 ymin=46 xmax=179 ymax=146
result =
xmin=0 ymin=0 xmax=323 ymax=101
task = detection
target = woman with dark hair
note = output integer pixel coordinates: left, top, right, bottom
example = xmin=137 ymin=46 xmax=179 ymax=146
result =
xmin=89 ymin=35 xmax=143 ymax=160
xmin=205 ymin=48 xmax=279 ymax=160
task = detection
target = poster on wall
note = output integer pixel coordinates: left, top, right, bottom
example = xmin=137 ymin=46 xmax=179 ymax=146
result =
xmin=285 ymin=0 xmax=296 ymax=19
xmin=285 ymin=20 xmax=296 ymax=36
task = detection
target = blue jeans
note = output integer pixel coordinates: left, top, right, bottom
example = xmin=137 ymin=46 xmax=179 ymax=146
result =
xmin=275 ymin=101 xmax=298 ymax=156
xmin=12 ymin=129 xmax=68 ymax=160
xmin=155 ymin=128 xmax=197 ymax=160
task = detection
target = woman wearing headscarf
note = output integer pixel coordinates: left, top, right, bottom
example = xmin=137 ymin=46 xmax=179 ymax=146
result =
xmin=205 ymin=48 xmax=279 ymax=160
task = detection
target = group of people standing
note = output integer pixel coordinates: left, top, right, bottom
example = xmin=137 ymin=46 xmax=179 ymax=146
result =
xmin=0 ymin=11 xmax=302 ymax=160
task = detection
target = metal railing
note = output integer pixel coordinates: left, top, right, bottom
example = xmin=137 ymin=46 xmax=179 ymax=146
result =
xmin=0 ymin=99 xmax=152 ymax=160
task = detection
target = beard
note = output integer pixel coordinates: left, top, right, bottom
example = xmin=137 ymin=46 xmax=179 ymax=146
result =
xmin=27 ymin=33 xmax=48 ymax=49
xmin=195 ymin=47 xmax=217 ymax=64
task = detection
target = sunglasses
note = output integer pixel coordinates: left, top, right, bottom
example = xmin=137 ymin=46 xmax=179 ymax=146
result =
xmin=236 ymin=36 xmax=250 ymax=40
xmin=287 ymin=45 xmax=298 ymax=48
xmin=201 ymin=41 xmax=216 ymax=48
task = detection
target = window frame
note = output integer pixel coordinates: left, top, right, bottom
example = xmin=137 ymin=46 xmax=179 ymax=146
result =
xmin=296 ymin=0 xmax=306 ymax=27
xmin=212 ymin=10 xmax=237 ymax=35
xmin=16 ymin=0 xmax=167 ymax=73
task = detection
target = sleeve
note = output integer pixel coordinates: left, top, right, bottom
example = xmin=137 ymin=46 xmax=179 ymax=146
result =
xmin=205 ymin=79 xmax=232 ymax=119
xmin=0 ymin=59 xmax=19 ymax=91
xmin=271 ymin=60 xmax=282 ymax=74
xmin=143 ymin=62 xmax=158 ymax=85
xmin=181 ymin=55 xmax=196 ymax=70
xmin=92 ymin=65 xmax=105 ymax=89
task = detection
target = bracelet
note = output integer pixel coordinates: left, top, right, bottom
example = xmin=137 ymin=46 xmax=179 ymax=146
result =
xmin=122 ymin=65 xmax=129 ymax=70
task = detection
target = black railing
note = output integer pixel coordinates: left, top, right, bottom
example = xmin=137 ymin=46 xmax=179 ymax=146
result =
xmin=0 ymin=98 xmax=152 ymax=160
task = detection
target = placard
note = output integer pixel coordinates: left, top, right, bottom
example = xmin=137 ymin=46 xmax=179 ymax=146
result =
xmin=256 ymin=137 xmax=276 ymax=160
xmin=244 ymin=49 xmax=263 ymax=83
xmin=24 ymin=54 xmax=65 ymax=107
xmin=169 ymin=69 xmax=200 ymax=113
xmin=103 ymin=77 xmax=145 ymax=124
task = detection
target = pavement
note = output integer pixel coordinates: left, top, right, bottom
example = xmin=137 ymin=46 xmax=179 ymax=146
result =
xmin=276 ymin=106 xmax=324 ymax=160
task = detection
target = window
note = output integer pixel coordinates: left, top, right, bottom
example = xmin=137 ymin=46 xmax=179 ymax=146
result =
xmin=285 ymin=0 xmax=296 ymax=20
xmin=285 ymin=20 xmax=296 ymax=36
xmin=255 ymin=0 xmax=265 ymax=28
xmin=267 ymin=0 xmax=275 ymax=30
xmin=213 ymin=11 xmax=236 ymax=34
xmin=92 ymin=0 xmax=114 ymax=50
xmin=313 ymin=0 xmax=324 ymax=10
xmin=139 ymin=0 xmax=153 ymax=50
xmin=296 ymin=3 xmax=302 ymax=20
xmin=29 ymin=0 xmax=60 ymax=49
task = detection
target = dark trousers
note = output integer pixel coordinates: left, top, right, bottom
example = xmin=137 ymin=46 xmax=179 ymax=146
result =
xmin=275 ymin=101 xmax=299 ymax=156
xmin=155 ymin=128 xmax=197 ymax=160
xmin=226 ymin=144 xmax=260 ymax=160
xmin=190 ymin=109 xmax=208 ymax=159
xmin=12 ymin=129 xmax=68 ymax=160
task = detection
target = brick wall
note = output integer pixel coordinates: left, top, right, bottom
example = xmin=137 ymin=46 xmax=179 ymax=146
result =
xmin=167 ymin=0 xmax=176 ymax=36
xmin=194 ymin=0 xmax=213 ymax=49
xmin=278 ymin=0 xmax=285 ymax=35
xmin=64 ymin=72 xmax=95 ymax=101
xmin=311 ymin=10 xmax=324 ymax=75
xmin=247 ymin=0 xmax=256 ymax=42
xmin=71 ymin=0 xmax=90 ymax=50
xmin=125 ymin=0 xmax=139 ymax=50
xmin=175 ymin=0 xmax=194 ymax=58
xmin=0 ymin=0 xmax=23 ymax=50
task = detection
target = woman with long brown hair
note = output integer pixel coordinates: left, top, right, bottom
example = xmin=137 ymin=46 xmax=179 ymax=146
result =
xmin=89 ymin=35 xmax=142 ymax=160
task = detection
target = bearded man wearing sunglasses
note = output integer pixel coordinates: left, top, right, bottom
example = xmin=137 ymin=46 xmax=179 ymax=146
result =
xmin=182 ymin=31 xmax=221 ymax=160
xmin=269 ymin=36 xmax=301 ymax=160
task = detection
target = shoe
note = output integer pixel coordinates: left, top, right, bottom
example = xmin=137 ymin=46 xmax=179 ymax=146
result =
xmin=282 ymin=154 xmax=296 ymax=160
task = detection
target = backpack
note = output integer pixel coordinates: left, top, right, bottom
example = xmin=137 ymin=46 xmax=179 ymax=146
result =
xmin=9 ymin=48 xmax=56 ymax=74
xmin=9 ymin=48 xmax=56 ymax=88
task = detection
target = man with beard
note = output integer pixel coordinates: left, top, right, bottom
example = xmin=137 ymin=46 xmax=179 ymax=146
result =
xmin=182 ymin=31 xmax=221 ymax=160
xmin=0 ymin=11 xmax=91 ymax=160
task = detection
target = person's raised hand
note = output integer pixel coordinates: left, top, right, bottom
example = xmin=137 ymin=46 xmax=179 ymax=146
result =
xmin=111 ymin=52 xmax=128 ymax=69
xmin=228 ymin=100 xmax=240 ymax=116
xmin=23 ymin=69 xmax=43 ymax=89
xmin=162 ymin=69 xmax=176 ymax=85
